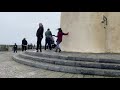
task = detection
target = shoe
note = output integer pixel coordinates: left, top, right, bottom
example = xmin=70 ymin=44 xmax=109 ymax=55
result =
xmin=59 ymin=49 xmax=61 ymax=52
xmin=36 ymin=50 xmax=38 ymax=52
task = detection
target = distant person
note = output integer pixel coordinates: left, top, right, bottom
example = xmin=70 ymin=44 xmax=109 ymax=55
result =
xmin=45 ymin=28 xmax=52 ymax=50
xmin=28 ymin=43 xmax=32 ymax=49
xmin=30 ymin=43 xmax=33 ymax=49
xmin=13 ymin=43 xmax=17 ymax=53
xmin=53 ymin=28 xmax=69 ymax=52
xmin=36 ymin=23 xmax=44 ymax=52
xmin=22 ymin=38 xmax=28 ymax=51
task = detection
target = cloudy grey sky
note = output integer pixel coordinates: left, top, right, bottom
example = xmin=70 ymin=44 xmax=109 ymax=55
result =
xmin=0 ymin=12 xmax=61 ymax=45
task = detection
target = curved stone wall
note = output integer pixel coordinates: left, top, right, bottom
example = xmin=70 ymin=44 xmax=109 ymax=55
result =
xmin=60 ymin=12 xmax=120 ymax=53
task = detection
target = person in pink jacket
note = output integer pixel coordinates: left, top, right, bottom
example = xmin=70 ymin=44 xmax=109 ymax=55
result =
xmin=54 ymin=28 xmax=69 ymax=52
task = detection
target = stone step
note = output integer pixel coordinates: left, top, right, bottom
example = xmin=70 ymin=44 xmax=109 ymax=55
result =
xmin=19 ymin=53 xmax=120 ymax=70
xmin=25 ymin=51 xmax=120 ymax=64
xmin=12 ymin=54 xmax=120 ymax=77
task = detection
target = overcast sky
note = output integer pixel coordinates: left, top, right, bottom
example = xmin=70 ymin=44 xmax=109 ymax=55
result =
xmin=0 ymin=12 xmax=61 ymax=45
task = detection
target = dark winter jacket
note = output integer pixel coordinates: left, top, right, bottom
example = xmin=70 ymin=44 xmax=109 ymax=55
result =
xmin=36 ymin=26 xmax=44 ymax=38
xmin=45 ymin=30 xmax=52 ymax=38
xmin=22 ymin=39 xmax=28 ymax=45
xmin=14 ymin=45 xmax=17 ymax=49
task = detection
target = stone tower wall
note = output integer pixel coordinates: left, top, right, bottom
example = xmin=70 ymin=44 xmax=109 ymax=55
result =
xmin=60 ymin=12 xmax=120 ymax=53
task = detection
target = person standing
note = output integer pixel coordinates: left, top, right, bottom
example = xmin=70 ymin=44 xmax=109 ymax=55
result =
xmin=36 ymin=23 xmax=44 ymax=52
xmin=54 ymin=28 xmax=69 ymax=52
xmin=33 ymin=44 xmax=36 ymax=49
xmin=13 ymin=43 xmax=17 ymax=53
xmin=45 ymin=28 xmax=52 ymax=50
xmin=22 ymin=38 xmax=28 ymax=51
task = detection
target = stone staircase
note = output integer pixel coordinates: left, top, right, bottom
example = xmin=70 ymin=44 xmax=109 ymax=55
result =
xmin=12 ymin=50 xmax=120 ymax=77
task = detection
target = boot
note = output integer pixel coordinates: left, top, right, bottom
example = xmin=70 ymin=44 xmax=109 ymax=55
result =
xmin=59 ymin=49 xmax=61 ymax=52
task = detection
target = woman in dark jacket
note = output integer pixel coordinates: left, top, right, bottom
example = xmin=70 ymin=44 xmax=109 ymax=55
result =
xmin=36 ymin=23 xmax=44 ymax=52
xmin=54 ymin=28 xmax=69 ymax=52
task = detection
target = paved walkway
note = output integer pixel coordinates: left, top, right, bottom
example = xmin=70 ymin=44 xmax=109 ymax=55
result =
xmin=0 ymin=51 xmax=116 ymax=78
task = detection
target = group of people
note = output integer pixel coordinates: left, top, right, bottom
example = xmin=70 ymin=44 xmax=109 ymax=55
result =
xmin=36 ymin=23 xmax=69 ymax=52
xmin=13 ymin=23 xmax=69 ymax=53
xmin=13 ymin=38 xmax=28 ymax=53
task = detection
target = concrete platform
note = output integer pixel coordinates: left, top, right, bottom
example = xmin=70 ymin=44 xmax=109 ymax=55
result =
xmin=0 ymin=51 xmax=114 ymax=78
xmin=12 ymin=50 xmax=120 ymax=77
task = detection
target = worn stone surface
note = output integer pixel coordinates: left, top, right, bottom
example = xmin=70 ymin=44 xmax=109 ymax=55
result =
xmin=83 ymin=75 xmax=95 ymax=78
xmin=61 ymin=12 xmax=120 ymax=53
xmin=71 ymin=74 xmax=84 ymax=78
xmin=25 ymin=50 xmax=120 ymax=61
xmin=60 ymin=73 xmax=74 ymax=78
xmin=61 ymin=12 xmax=106 ymax=53
xmin=0 ymin=50 xmax=119 ymax=78
xmin=93 ymin=75 xmax=105 ymax=78
xmin=42 ymin=72 xmax=65 ymax=78
xmin=13 ymin=50 xmax=120 ymax=77
xmin=0 ymin=51 xmax=84 ymax=78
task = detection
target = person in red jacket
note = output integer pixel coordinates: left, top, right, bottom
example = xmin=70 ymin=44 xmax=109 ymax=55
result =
xmin=54 ymin=28 xmax=69 ymax=52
